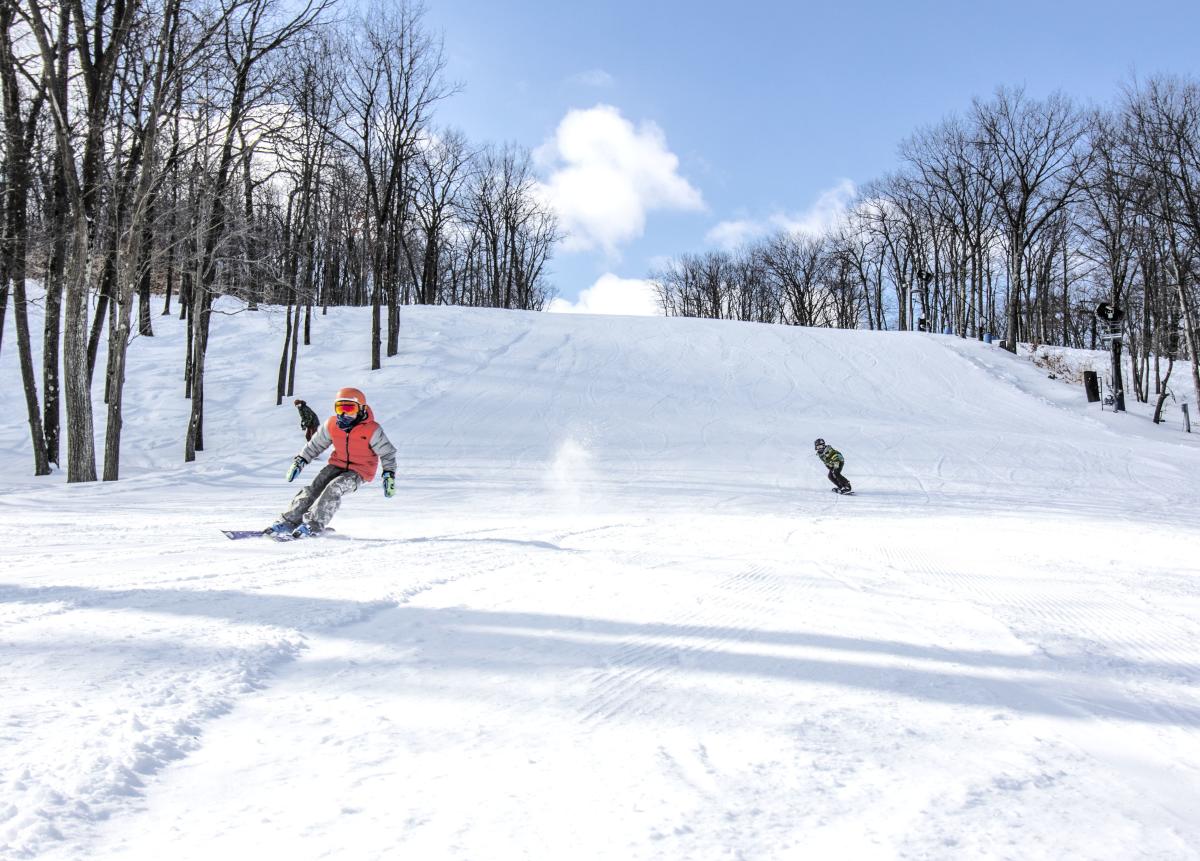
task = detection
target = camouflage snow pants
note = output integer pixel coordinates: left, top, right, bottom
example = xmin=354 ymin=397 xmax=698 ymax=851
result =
xmin=281 ymin=464 xmax=362 ymax=531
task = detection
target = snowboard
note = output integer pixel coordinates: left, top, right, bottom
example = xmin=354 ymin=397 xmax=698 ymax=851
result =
xmin=222 ymin=527 xmax=337 ymax=541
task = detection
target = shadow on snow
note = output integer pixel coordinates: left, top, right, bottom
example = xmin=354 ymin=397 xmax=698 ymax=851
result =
xmin=1 ymin=581 xmax=1196 ymax=729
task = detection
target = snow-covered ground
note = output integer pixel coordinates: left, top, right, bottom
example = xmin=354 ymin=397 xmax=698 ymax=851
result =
xmin=2 ymin=298 xmax=1199 ymax=860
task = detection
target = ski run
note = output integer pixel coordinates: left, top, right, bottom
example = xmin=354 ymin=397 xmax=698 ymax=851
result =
xmin=2 ymin=298 xmax=1200 ymax=860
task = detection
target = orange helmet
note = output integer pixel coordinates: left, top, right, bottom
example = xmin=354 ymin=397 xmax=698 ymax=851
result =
xmin=334 ymin=387 xmax=366 ymax=407
xmin=333 ymin=387 xmax=367 ymax=421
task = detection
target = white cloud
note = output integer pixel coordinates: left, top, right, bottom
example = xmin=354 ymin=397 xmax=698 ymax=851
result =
xmin=547 ymin=273 xmax=662 ymax=316
xmin=567 ymin=69 xmax=614 ymax=88
xmin=704 ymin=219 xmax=766 ymax=250
xmin=705 ymin=179 xmax=858 ymax=249
xmin=535 ymin=105 xmax=704 ymax=255
xmin=772 ymin=179 xmax=858 ymax=235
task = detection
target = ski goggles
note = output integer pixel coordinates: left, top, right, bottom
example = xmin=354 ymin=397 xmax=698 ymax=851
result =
xmin=333 ymin=400 xmax=361 ymax=416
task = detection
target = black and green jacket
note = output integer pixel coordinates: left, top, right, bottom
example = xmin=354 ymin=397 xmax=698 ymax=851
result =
xmin=817 ymin=446 xmax=844 ymax=469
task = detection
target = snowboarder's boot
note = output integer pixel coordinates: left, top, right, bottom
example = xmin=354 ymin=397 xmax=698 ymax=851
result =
xmin=265 ymin=521 xmax=295 ymax=538
xmin=839 ymin=486 xmax=854 ymax=495
xmin=291 ymin=523 xmax=321 ymax=539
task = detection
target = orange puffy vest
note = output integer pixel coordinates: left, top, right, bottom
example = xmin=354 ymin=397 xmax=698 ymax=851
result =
xmin=324 ymin=413 xmax=380 ymax=482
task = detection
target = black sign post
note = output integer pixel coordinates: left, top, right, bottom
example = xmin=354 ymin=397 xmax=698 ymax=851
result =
xmin=1095 ymin=303 xmax=1126 ymax=413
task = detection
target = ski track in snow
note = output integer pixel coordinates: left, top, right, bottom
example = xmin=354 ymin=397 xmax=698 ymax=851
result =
xmin=2 ymin=301 xmax=1200 ymax=860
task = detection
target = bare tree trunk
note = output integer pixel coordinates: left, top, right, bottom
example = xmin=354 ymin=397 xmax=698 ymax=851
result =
xmin=1061 ymin=241 xmax=1070 ymax=346
xmin=42 ymin=227 xmax=65 ymax=466
xmin=1006 ymin=243 xmax=1022 ymax=353
xmin=63 ymin=212 xmax=98 ymax=482
xmin=11 ymin=280 xmax=51 ymax=476
xmin=183 ymin=273 xmax=194 ymax=395
xmin=179 ymin=266 xmax=191 ymax=321
xmin=103 ymin=251 xmax=120 ymax=406
xmin=1127 ymin=329 xmax=1143 ymax=403
xmin=163 ymin=238 xmax=174 ymax=315
xmin=276 ymin=298 xmax=292 ymax=405
xmin=371 ymin=272 xmax=381 ymax=370
xmin=1178 ymin=278 xmax=1200 ymax=410
xmin=1140 ymin=291 xmax=1152 ymax=401
xmin=4 ymin=161 xmax=51 ymax=474
xmin=137 ymin=215 xmax=154 ymax=336
xmin=0 ymin=260 xmax=7 ymax=361
xmin=103 ymin=274 xmax=134 ymax=481
xmin=387 ymin=230 xmax=403 ymax=355
xmin=2 ymin=3 xmax=49 ymax=473
xmin=87 ymin=249 xmax=115 ymax=385
xmin=286 ymin=296 xmax=300 ymax=396
xmin=387 ymin=282 xmax=400 ymax=356
xmin=1153 ymin=356 xmax=1175 ymax=424
xmin=971 ymin=250 xmax=981 ymax=339
xmin=184 ymin=287 xmax=212 ymax=459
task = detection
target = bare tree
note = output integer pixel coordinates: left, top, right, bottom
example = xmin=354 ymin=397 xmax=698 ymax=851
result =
xmin=329 ymin=2 xmax=451 ymax=367
xmin=1125 ymin=76 xmax=1200 ymax=411
xmin=1076 ymin=110 xmax=1148 ymax=411
xmin=760 ymin=232 xmax=829 ymax=326
xmin=971 ymin=87 xmax=1089 ymax=353
xmin=901 ymin=117 xmax=997 ymax=338
xmin=184 ymin=0 xmax=328 ymax=463
xmin=103 ymin=0 xmax=219 ymax=479
xmin=270 ymin=35 xmax=337 ymax=403
xmin=1 ymin=1 xmax=51 ymax=474
xmin=18 ymin=0 xmax=146 ymax=481
xmin=413 ymin=128 xmax=470 ymax=304
xmin=462 ymin=144 xmax=559 ymax=311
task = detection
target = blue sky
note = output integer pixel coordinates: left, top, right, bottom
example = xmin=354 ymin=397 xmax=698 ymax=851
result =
xmin=422 ymin=0 xmax=1200 ymax=313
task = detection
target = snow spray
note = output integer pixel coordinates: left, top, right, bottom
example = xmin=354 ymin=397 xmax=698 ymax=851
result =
xmin=544 ymin=438 xmax=599 ymax=509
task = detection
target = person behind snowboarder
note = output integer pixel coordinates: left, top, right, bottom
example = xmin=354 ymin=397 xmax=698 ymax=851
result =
xmin=267 ymin=387 xmax=398 ymax=539
xmin=814 ymin=438 xmax=853 ymax=494
xmin=294 ymin=398 xmax=320 ymax=441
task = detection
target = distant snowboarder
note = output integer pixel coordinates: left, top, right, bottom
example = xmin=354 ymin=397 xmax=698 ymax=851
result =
xmin=266 ymin=387 xmax=397 ymax=539
xmin=294 ymin=398 xmax=320 ymax=440
xmin=814 ymin=438 xmax=853 ymax=494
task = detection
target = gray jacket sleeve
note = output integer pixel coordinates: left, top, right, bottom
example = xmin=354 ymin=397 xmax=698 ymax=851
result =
xmin=298 ymin=423 xmax=332 ymax=463
xmin=370 ymin=426 xmax=398 ymax=474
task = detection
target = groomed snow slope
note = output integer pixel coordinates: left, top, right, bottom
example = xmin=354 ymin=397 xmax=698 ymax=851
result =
xmin=2 ymin=300 xmax=1199 ymax=860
